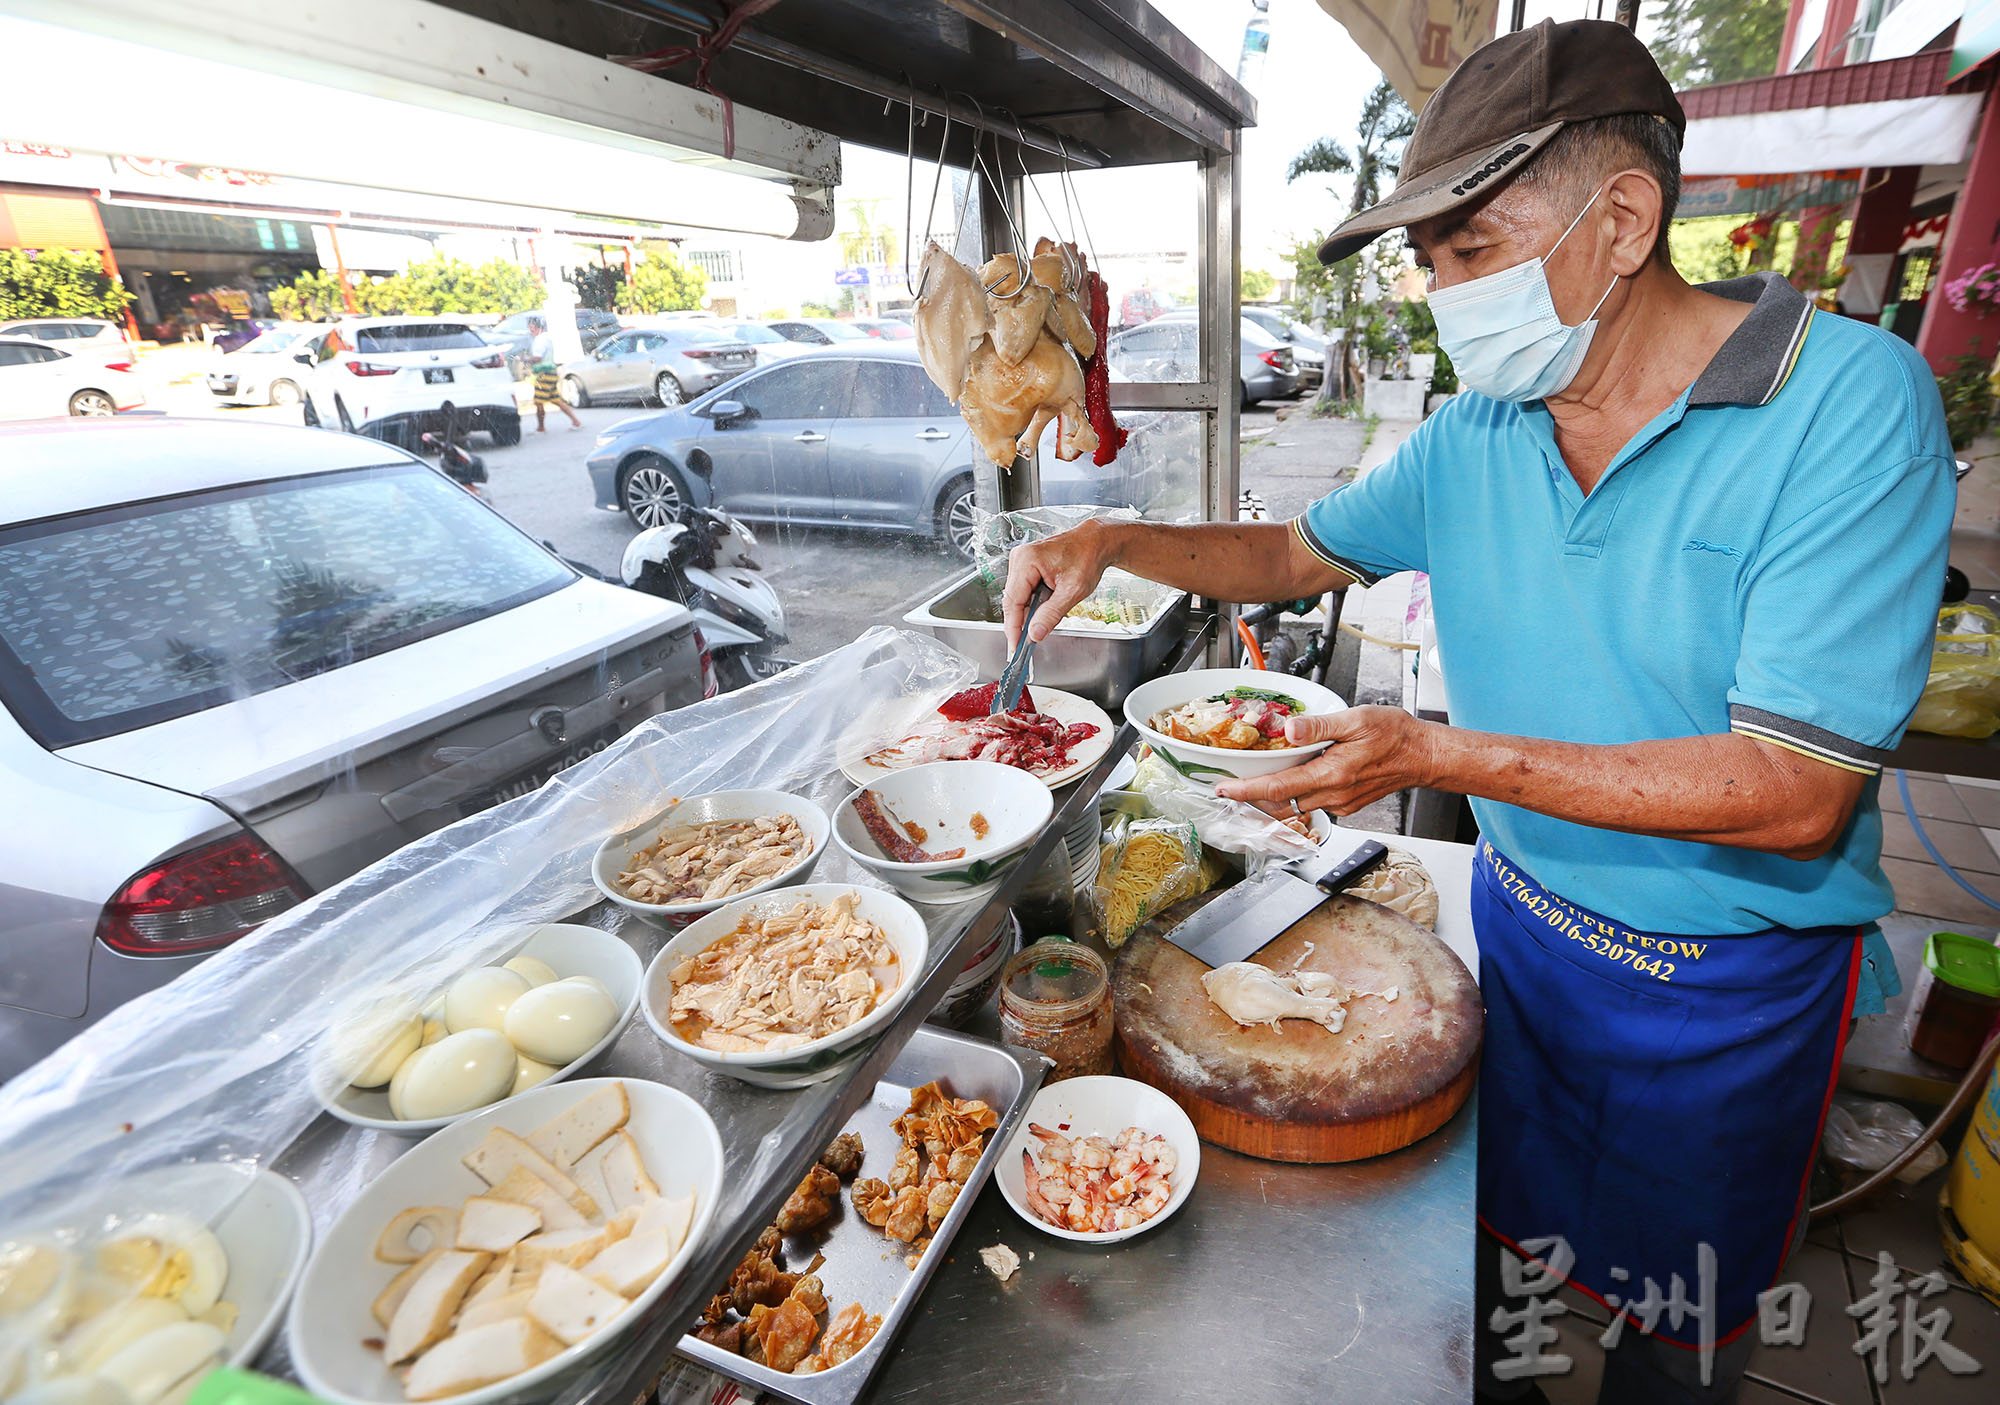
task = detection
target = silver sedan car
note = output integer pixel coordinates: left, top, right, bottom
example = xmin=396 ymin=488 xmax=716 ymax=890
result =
xmin=559 ymin=325 xmax=757 ymax=408
xmin=0 ymin=418 xmax=707 ymax=1077
xmin=585 ymin=342 xmax=1165 ymax=558
xmin=1107 ymin=312 xmax=1302 ymax=406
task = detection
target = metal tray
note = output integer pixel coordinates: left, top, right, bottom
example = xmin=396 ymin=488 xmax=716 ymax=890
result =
xmin=903 ymin=571 xmax=1190 ymax=709
xmin=676 ymin=1025 xmax=1044 ymax=1404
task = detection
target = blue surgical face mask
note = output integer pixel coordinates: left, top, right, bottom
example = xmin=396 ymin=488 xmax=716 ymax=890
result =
xmin=1425 ymin=188 xmax=1619 ymax=403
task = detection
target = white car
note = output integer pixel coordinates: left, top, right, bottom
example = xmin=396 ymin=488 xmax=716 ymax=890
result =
xmin=289 ymin=316 xmax=521 ymax=446
xmin=206 ymin=323 xmax=326 ymax=406
xmin=0 ymin=317 xmax=133 ymax=364
xmin=0 ymin=417 xmax=710 ymax=1077
xmin=0 ymin=337 xmax=145 ymax=420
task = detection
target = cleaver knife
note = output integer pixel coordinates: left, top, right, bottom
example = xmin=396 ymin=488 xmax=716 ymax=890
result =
xmin=1166 ymin=833 xmax=1391 ymax=969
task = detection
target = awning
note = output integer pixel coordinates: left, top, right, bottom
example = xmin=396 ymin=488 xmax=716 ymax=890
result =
xmin=1682 ymin=94 xmax=1983 ymax=176
xmin=1678 ymin=48 xmax=1985 ymax=178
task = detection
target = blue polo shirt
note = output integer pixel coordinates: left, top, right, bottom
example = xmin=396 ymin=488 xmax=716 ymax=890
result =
xmin=1296 ymin=273 xmax=1955 ymax=934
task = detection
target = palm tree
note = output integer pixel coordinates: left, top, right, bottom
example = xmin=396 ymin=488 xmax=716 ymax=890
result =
xmin=1289 ymin=79 xmax=1417 ymax=403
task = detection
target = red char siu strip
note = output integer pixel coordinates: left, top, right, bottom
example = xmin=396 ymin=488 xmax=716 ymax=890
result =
xmin=854 ymin=788 xmax=964 ymax=863
xmin=938 ymin=681 xmax=1036 ymax=721
xmin=1081 ymin=271 xmax=1128 ymax=468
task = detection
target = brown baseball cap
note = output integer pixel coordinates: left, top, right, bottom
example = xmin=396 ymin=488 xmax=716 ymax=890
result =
xmin=1316 ymin=19 xmax=1685 ymax=265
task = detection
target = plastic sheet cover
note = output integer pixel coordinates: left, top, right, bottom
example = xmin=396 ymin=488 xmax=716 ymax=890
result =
xmin=0 ymin=628 xmax=975 ymax=1230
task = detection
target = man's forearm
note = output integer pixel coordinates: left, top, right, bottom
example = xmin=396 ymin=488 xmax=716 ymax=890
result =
xmin=1101 ymin=519 xmax=1342 ymax=603
xmin=1424 ymin=725 xmax=1863 ymax=860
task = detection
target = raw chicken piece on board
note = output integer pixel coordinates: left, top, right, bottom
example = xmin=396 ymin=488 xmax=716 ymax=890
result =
xmin=914 ymin=241 xmax=991 ymax=402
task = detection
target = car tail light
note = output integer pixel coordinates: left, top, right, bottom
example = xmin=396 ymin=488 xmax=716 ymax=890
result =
xmin=683 ymin=349 xmax=714 ymax=360
xmin=470 ymin=352 xmax=505 ymax=369
xmin=1258 ymin=349 xmax=1285 ymax=369
xmin=96 ymin=833 xmax=309 ymax=956
xmin=103 ymin=361 xmax=134 ymax=373
xmin=345 ymin=360 xmax=399 ymax=377
xmin=694 ymin=626 xmax=719 ymax=699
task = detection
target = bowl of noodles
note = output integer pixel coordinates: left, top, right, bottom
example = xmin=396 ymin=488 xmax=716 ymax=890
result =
xmin=1123 ymin=668 xmax=1348 ymax=789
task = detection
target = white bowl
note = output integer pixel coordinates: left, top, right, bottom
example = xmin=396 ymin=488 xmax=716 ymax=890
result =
xmin=288 ymin=1078 xmax=723 ymax=1405
xmin=830 ymin=762 xmax=1055 ymax=905
xmin=319 ymin=924 xmax=643 ymax=1134
xmin=591 ymin=789 xmax=830 ymax=923
xmin=994 ymin=1075 xmax=1201 ymax=1244
xmin=18 ymin=1162 xmax=312 ymax=1367
xmin=641 ymin=884 xmax=929 ymax=1088
xmin=1123 ymin=668 xmax=1349 ymax=789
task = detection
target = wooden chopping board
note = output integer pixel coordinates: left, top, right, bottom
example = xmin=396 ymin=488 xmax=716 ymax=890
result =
xmin=1111 ymin=889 xmax=1482 ymax=1163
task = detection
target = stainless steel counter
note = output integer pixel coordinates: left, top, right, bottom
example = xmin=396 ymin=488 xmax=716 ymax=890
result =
xmin=860 ymin=1009 xmax=1478 ymax=1403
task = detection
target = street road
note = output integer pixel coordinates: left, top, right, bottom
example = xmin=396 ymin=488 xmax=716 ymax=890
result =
xmin=136 ymin=357 xmax=1308 ymax=662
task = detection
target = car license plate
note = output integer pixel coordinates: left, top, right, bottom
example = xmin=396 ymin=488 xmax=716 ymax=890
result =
xmin=424 ymin=367 xmax=454 ymax=384
xmin=456 ymin=727 xmax=621 ymax=817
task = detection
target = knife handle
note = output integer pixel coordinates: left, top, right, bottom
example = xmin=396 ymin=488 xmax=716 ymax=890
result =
xmin=1314 ymin=840 xmax=1389 ymax=895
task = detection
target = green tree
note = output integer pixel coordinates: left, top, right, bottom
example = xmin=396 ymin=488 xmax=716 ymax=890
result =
xmin=1649 ymin=0 xmax=1788 ymax=87
xmin=1288 ymin=80 xmax=1416 ymax=220
xmin=616 ymin=243 xmax=707 ymax=314
xmin=1241 ymin=268 xmax=1277 ymax=302
xmin=1287 ymin=80 xmax=1418 ymax=403
xmin=838 ymin=198 xmax=898 ymax=272
xmin=0 ymin=249 xmax=133 ymax=321
xmin=268 ymin=269 xmax=350 ymax=321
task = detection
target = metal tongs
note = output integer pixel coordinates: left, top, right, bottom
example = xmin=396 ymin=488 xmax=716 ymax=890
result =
xmin=993 ymin=583 xmax=1050 ymax=713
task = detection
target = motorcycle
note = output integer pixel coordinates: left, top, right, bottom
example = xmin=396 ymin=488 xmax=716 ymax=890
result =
xmin=419 ymin=402 xmax=490 ymax=496
xmin=621 ymin=505 xmax=791 ymax=692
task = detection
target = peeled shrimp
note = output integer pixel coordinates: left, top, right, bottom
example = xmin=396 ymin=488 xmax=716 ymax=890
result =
xmin=1018 ymin=1125 xmax=1178 ymax=1234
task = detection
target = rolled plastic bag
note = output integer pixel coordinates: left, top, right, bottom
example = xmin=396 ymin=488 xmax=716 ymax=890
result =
xmin=1347 ymin=847 xmax=1441 ymax=930
xmin=1910 ymin=603 xmax=2000 ymax=739
xmin=1130 ymin=750 xmax=1320 ymax=876
xmin=1820 ymin=1094 xmax=1948 ymax=1184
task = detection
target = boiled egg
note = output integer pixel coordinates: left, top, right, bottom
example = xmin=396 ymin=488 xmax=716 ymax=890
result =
xmin=94 ymin=1321 xmax=223 ymax=1405
xmin=63 ymin=1296 xmax=190 ymax=1375
xmin=442 ymin=968 xmax=531 ymax=1035
xmin=511 ymin=1053 xmax=560 ymax=1095
xmin=502 ymin=955 xmax=560 ymax=987
xmin=9 ymin=1379 xmax=133 ymax=1405
xmin=502 ymin=978 xmax=618 ymax=1066
xmin=393 ymin=1029 xmax=516 ymax=1120
xmin=330 ymin=1003 xmax=423 ymax=1089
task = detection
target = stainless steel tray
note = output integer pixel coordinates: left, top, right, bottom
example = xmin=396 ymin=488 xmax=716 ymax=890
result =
xmin=676 ymin=1025 xmax=1044 ymax=1404
xmin=903 ymin=571 xmax=1190 ymax=709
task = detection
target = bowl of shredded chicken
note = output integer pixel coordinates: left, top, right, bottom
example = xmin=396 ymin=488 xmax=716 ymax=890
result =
xmin=592 ymin=790 xmax=830 ymax=923
xmin=640 ymin=884 xmax=929 ymax=1087
xmin=1122 ymin=668 xmax=1349 ymax=789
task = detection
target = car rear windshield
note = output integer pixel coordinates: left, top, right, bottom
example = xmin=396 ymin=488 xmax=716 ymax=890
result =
xmin=816 ymin=322 xmax=869 ymax=341
xmin=356 ymin=323 xmax=485 ymax=354
xmin=0 ymin=464 xmax=572 ymax=748
xmin=723 ymin=324 xmax=785 ymax=344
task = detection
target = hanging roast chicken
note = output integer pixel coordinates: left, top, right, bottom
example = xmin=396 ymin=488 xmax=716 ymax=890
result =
xmin=915 ymin=237 xmax=1124 ymax=469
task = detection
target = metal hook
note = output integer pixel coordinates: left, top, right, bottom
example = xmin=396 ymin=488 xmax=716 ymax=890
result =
xmin=959 ymin=90 xmax=1030 ymax=280
xmin=1006 ymin=108 xmax=1081 ymax=293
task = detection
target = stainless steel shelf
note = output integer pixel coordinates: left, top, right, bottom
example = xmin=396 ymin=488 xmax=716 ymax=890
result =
xmin=260 ymin=616 xmax=1217 ymax=1404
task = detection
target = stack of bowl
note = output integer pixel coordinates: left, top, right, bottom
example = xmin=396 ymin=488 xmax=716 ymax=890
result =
xmin=926 ymin=912 xmax=1022 ymax=1029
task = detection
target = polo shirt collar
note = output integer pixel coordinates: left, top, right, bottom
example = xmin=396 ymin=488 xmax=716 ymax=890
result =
xmin=1686 ymin=271 xmax=1815 ymax=408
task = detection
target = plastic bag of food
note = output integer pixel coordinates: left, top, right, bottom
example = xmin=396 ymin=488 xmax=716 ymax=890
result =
xmin=1820 ymin=1094 xmax=1948 ymax=1184
xmin=968 ymin=506 xmax=1180 ymax=630
xmin=1095 ymin=814 xmax=1203 ymax=947
xmin=1129 ymin=750 xmax=1321 ymax=875
xmin=1347 ymin=846 xmax=1440 ymax=930
xmin=1910 ymin=604 xmax=2000 ymax=739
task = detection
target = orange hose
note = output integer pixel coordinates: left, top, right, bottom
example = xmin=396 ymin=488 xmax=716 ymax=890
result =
xmin=1235 ymin=617 xmax=1267 ymax=670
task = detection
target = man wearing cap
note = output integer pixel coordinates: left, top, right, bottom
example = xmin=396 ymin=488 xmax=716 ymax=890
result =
xmin=1003 ymin=18 xmax=1954 ymax=1404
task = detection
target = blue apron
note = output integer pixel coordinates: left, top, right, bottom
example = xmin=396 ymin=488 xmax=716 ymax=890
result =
xmin=1473 ymin=843 xmax=1859 ymax=1347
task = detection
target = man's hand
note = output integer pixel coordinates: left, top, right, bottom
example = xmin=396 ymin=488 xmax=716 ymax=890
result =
xmin=1214 ymin=707 xmax=1438 ymax=816
xmin=1002 ymin=521 xmax=1120 ymax=647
